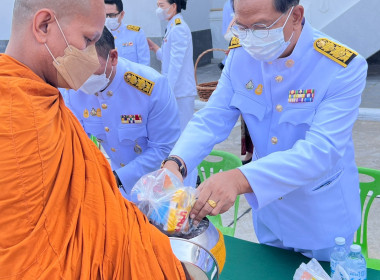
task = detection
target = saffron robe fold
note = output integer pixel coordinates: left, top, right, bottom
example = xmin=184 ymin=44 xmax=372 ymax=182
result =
xmin=0 ymin=54 xmax=185 ymax=280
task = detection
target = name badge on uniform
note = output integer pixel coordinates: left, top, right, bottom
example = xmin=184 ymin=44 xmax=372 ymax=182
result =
xmin=288 ymin=89 xmax=315 ymax=103
xmin=121 ymin=114 xmax=143 ymax=124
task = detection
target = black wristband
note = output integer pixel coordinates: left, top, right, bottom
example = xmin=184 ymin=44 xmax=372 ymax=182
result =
xmin=113 ymin=170 xmax=123 ymax=189
xmin=161 ymin=156 xmax=187 ymax=178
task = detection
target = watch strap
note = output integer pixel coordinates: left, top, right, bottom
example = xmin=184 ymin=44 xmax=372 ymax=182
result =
xmin=161 ymin=156 xmax=187 ymax=178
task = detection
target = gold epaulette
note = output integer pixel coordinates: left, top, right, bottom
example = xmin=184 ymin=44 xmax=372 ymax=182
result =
xmin=175 ymin=18 xmax=181 ymax=25
xmin=314 ymin=38 xmax=357 ymax=68
xmin=124 ymin=72 xmax=154 ymax=96
xmin=228 ymin=37 xmax=241 ymax=49
xmin=127 ymin=25 xmax=141 ymax=32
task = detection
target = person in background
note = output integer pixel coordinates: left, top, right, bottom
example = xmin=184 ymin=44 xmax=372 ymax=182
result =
xmin=63 ymin=27 xmax=180 ymax=199
xmin=105 ymin=0 xmax=150 ymax=66
xmin=147 ymin=0 xmax=198 ymax=187
xmin=0 ymin=0 xmax=190 ymax=278
xmin=163 ymin=0 xmax=367 ymax=261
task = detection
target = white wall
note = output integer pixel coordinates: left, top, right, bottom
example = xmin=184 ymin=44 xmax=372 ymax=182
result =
xmin=0 ymin=0 xmax=15 ymax=40
xmin=0 ymin=0 xmax=212 ymax=41
xmin=123 ymin=0 xmax=211 ymax=38
xmin=300 ymin=0 xmax=360 ymax=30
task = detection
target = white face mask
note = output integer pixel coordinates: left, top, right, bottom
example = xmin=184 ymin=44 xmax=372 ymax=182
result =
xmin=156 ymin=7 xmax=170 ymax=21
xmin=241 ymin=7 xmax=294 ymax=62
xmin=80 ymin=55 xmax=113 ymax=95
xmin=105 ymin=17 xmax=120 ymax=31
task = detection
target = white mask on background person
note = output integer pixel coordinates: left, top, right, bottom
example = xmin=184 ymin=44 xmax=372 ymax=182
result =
xmin=241 ymin=6 xmax=294 ymax=62
xmin=156 ymin=7 xmax=170 ymax=21
xmin=79 ymin=55 xmax=113 ymax=95
xmin=105 ymin=17 xmax=120 ymax=31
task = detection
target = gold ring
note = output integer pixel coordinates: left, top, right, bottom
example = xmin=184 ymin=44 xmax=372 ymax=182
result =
xmin=207 ymin=199 xmax=217 ymax=208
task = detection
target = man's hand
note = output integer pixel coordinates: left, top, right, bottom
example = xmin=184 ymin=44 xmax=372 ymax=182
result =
xmin=147 ymin=39 xmax=160 ymax=53
xmin=190 ymin=169 xmax=252 ymax=225
xmin=163 ymin=160 xmax=184 ymax=182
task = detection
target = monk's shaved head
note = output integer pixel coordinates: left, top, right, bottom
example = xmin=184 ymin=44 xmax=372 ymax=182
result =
xmin=13 ymin=0 xmax=90 ymax=26
xmin=6 ymin=0 xmax=105 ymax=88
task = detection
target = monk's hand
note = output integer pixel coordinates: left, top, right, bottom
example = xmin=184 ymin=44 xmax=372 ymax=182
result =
xmin=147 ymin=39 xmax=159 ymax=53
xmin=163 ymin=160 xmax=184 ymax=182
xmin=190 ymin=169 xmax=252 ymax=225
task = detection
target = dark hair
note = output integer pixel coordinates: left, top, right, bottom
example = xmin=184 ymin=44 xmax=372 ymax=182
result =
xmin=95 ymin=27 xmax=116 ymax=59
xmin=104 ymin=0 xmax=123 ymax=13
xmin=167 ymin=0 xmax=187 ymax=13
xmin=231 ymin=0 xmax=299 ymax=13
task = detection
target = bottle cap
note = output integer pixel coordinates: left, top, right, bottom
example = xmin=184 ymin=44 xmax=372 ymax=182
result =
xmin=350 ymin=244 xmax=361 ymax=253
xmin=335 ymin=237 xmax=346 ymax=246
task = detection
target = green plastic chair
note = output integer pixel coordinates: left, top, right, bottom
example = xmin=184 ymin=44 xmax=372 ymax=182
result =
xmin=355 ymin=167 xmax=380 ymax=270
xmin=197 ymin=150 xmax=242 ymax=237
xmin=90 ymin=135 xmax=100 ymax=149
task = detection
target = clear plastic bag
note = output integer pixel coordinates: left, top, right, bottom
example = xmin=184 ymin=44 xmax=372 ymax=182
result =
xmin=131 ymin=168 xmax=198 ymax=235
xmin=294 ymin=258 xmax=331 ymax=280
xmin=294 ymin=259 xmax=350 ymax=280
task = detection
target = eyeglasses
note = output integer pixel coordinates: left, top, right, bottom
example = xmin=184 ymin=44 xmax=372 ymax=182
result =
xmin=230 ymin=7 xmax=294 ymax=40
xmin=106 ymin=12 xmax=121 ymax=19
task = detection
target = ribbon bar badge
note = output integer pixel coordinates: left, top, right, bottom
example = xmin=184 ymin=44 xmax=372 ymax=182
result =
xmin=288 ymin=89 xmax=315 ymax=103
xmin=121 ymin=114 xmax=143 ymax=124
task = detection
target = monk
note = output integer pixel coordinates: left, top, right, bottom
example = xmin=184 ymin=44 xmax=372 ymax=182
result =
xmin=0 ymin=0 xmax=188 ymax=279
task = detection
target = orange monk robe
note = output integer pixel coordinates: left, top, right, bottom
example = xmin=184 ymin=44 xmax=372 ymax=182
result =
xmin=0 ymin=54 xmax=186 ymax=280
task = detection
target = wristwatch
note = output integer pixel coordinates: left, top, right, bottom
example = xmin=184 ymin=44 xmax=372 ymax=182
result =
xmin=161 ymin=156 xmax=187 ymax=178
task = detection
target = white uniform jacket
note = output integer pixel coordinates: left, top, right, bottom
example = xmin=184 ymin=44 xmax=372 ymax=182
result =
xmin=111 ymin=24 xmax=150 ymax=66
xmin=171 ymin=20 xmax=368 ymax=250
xmin=63 ymin=58 xmax=181 ymax=196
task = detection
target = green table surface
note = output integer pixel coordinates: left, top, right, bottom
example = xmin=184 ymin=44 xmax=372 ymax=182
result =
xmin=221 ymin=236 xmax=380 ymax=280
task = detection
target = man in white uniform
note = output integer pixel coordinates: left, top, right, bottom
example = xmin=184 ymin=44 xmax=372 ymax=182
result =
xmin=63 ymin=28 xmax=180 ymax=199
xmin=162 ymin=0 xmax=368 ymax=261
xmin=105 ymin=0 xmax=150 ymax=66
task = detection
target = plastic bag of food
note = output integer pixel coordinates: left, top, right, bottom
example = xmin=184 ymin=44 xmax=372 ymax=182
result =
xmin=293 ymin=258 xmax=331 ymax=280
xmin=131 ymin=168 xmax=198 ymax=235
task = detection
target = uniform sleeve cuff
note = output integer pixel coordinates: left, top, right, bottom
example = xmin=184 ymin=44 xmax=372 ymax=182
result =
xmin=238 ymin=166 xmax=259 ymax=210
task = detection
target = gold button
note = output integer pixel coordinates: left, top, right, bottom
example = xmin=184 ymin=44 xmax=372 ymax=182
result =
xmin=275 ymin=75 xmax=283 ymax=83
xmin=268 ymin=61 xmax=273 ymax=64
xmin=102 ymin=104 xmax=108 ymax=109
xmin=111 ymin=148 xmax=116 ymax=152
xmin=95 ymin=92 xmax=99 ymax=96
xmin=271 ymin=137 xmax=278 ymax=145
xmin=105 ymin=127 xmax=110 ymax=132
xmin=107 ymin=90 xmax=113 ymax=97
xmin=285 ymin=59 xmax=295 ymax=68
xmin=120 ymin=163 xmax=125 ymax=167
xmin=276 ymin=105 xmax=283 ymax=112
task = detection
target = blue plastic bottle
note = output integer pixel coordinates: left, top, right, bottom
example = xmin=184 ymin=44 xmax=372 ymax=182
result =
xmin=344 ymin=244 xmax=367 ymax=280
xmin=330 ymin=237 xmax=348 ymax=278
